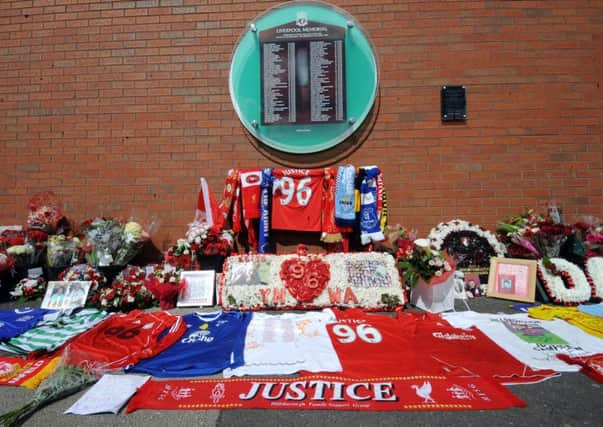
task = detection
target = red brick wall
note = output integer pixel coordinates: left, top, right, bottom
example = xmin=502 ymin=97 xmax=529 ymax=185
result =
xmin=1 ymin=0 xmax=602 ymax=249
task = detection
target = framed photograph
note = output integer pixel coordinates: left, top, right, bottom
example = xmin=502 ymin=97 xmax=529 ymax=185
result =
xmin=487 ymin=257 xmax=537 ymax=303
xmin=177 ymin=271 xmax=216 ymax=307
xmin=464 ymin=274 xmax=482 ymax=297
xmin=41 ymin=281 xmax=92 ymax=310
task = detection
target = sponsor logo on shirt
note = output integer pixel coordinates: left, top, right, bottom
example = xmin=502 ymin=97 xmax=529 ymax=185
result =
xmin=432 ymin=332 xmax=476 ymax=341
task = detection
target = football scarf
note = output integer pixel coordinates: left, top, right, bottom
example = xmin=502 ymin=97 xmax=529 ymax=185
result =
xmin=258 ymin=168 xmax=273 ymax=254
xmin=216 ymin=169 xmax=239 ymax=229
xmin=0 ymin=356 xmax=60 ymax=389
xmin=359 ymin=166 xmax=385 ymax=245
xmin=321 ymin=167 xmax=343 ymax=243
xmin=334 ymin=165 xmax=356 ymax=227
xmin=126 ymin=374 xmax=526 ymax=413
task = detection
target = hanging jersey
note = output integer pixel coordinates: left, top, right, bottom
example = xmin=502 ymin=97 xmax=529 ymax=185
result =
xmin=315 ymin=308 xmax=417 ymax=378
xmin=443 ymin=311 xmax=603 ymax=372
xmin=528 ymin=305 xmax=603 ymax=339
xmin=239 ymin=169 xmax=262 ymax=220
xmin=271 ymin=169 xmax=324 ymax=232
xmin=223 ymin=311 xmax=341 ymax=377
xmin=128 ymin=311 xmax=252 ymax=377
xmin=68 ymin=310 xmax=186 ymax=370
xmin=0 ymin=309 xmax=107 ymax=355
xmin=399 ymin=312 xmax=558 ymax=385
xmin=0 ymin=308 xmax=58 ymax=341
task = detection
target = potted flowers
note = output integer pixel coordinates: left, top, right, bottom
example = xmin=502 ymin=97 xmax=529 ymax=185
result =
xmin=185 ymin=221 xmax=234 ymax=272
xmin=396 ymin=237 xmax=456 ymax=313
xmin=143 ymin=264 xmax=185 ymax=310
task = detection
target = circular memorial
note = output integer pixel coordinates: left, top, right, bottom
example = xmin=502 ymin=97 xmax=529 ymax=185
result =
xmin=229 ymin=1 xmax=379 ymax=154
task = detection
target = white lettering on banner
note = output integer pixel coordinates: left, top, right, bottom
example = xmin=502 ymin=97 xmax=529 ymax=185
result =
xmin=239 ymin=381 xmax=398 ymax=402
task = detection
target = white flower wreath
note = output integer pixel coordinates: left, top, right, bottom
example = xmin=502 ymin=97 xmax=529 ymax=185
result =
xmin=585 ymin=256 xmax=603 ymax=300
xmin=537 ymin=258 xmax=591 ymax=305
xmin=428 ymin=219 xmax=506 ymax=257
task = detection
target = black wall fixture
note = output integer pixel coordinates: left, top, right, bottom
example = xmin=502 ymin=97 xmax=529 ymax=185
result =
xmin=441 ymin=85 xmax=466 ymax=122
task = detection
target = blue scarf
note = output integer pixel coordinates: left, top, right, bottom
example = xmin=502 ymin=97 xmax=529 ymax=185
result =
xmin=258 ymin=168 xmax=273 ymax=254
xmin=334 ymin=165 xmax=356 ymax=227
xmin=359 ymin=166 xmax=385 ymax=245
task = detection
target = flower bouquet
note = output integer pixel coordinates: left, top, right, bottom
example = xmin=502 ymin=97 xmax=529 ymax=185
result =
xmin=0 ymin=251 xmax=16 ymax=273
xmin=46 ymin=235 xmax=79 ymax=269
xmin=396 ymin=238 xmax=456 ymax=312
xmin=81 ymin=218 xmax=123 ymax=267
xmin=9 ymin=277 xmax=48 ymax=301
xmin=25 ymin=191 xmax=65 ymax=236
xmin=58 ymin=263 xmax=107 ymax=301
xmin=143 ymin=264 xmax=185 ymax=310
xmin=0 ymin=229 xmax=26 ymax=250
xmin=164 ymin=239 xmax=194 ymax=270
xmin=186 ymin=221 xmax=234 ymax=272
xmin=0 ymin=347 xmax=100 ymax=427
xmin=88 ymin=265 xmax=155 ymax=312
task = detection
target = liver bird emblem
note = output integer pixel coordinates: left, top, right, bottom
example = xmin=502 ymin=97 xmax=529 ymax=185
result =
xmin=411 ymin=381 xmax=435 ymax=403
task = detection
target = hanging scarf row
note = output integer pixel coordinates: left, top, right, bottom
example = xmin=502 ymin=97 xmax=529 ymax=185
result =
xmin=214 ymin=166 xmax=388 ymax=253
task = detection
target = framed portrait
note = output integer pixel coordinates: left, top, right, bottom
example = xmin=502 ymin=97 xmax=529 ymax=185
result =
xmin=41 ymin=281 xmax=92 ymax=310
xmin=487 ymin=257 xmax=537 ymax=303
xmin=464 ymin=274 xmax=482 ymax=297
xmin=177 ymin=271 xmax=216 ymax=307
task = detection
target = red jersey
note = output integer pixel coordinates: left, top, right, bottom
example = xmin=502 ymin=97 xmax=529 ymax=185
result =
xmin=271 ymin=169 xmax=324 ymax=232
xmin=317 ymin=308 xmax=417 ymax=378
xmin=399 ymin=312 xmax=558 ymax=385
xmin=68 ymin=310 xmax=186 ymax=370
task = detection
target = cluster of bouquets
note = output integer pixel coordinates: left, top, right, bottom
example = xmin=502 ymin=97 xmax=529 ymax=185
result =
xmin=185 ymin=221 xmax=234 ymax=257
xmin=57 ymin=264 xmax=107 ymax=303
xmin=81 ymin=215 xmax=158 ymax=268
xmin=0 ymin=347 xmax=106 ymax=427
xmin=143 ymin=264 xmax=184 ymax=310
xmin=88 ymin=265 xmax=155 ymax=312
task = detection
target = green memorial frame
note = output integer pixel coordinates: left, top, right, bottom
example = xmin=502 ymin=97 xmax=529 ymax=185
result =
xmin=229 ymin=1 xmax=379 ymax=154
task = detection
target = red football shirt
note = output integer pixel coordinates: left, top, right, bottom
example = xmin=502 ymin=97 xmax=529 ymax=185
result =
xmin=316 ymin=308 xmax=417 ymax=378
xmin=398 ymin=312 xmax=558 ymax=385
xmin=271 ymin=169 xmax=324 ymax=232
xmin=68 ymin=310 xmax=186 ymax=370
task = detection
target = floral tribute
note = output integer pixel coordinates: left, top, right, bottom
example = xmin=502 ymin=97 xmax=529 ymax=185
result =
xmin=58 ymin=264 xmax=107 ymax=298
xmin=9 ymin=277 xmax=47 ymax=301
xmin=88 ymin=265 xmax=155 ymax=312
xmin=219 ymin=246 xmax=404 ymax=311
xmin=280 ymin=246 xmax=330 ymax=303
xmin=395 ymin=237 xmax=455 ymax=289
xmin=584 ymin=256 xmax=603 ymax=301
xmin=164 ymin=239 xmax=194 ymax=270
xmin=143 ymin=265 xmax=185 ymax=310
xmin=537 ymin=258 xmax=592 ymax=306
xmin=81 ymin=217 xmax=155 ymax=267
xmin=0 ymin=251 xmax=16 ymax=272
xmin=428 ymin=219 xmax=505 ymax=269
xmin=185 ymin=221 xmax=234 ymax=257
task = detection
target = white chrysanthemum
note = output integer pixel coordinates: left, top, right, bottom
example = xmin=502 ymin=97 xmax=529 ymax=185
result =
xmin=585 ymin=256 xmax=603 ymax=299
xmin=428 ymin=219 xmax=506 ymax=257
xmin=538 ymin=258 xmax=591 ymax=304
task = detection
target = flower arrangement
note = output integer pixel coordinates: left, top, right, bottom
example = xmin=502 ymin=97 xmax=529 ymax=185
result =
xmin=496 ymin=209 xmax=572 ymax=259
xmin=396 ymin=239 xmax=455 ymax=288
xmin=82 ymin=217 xmax=154 ymax=267
xmin=143 ymin=264 xmax=185 ymax=310
xmin=26 ymin=191 xmax=65 ymax=235
xmin=58 ymin=264 xmax=107 ymax=298
xmin=46 ymin=235 xmax=79 ymax=268
xmin=88 ymin=265 xmax=155 ymax=312
xmin=428 ymin=219 xmax=506 ymax=269
xmin=537 ymin=258 xmax=592 ymax=305
xmin=9 ymin=277 xmax=48 ymax=301
xmin=164 ymin=239 xmax=194 ymax=270
xmin=0 ymin=251 xmax=16 ymax=272
xmin=186 ymin=221 xmax=234 ymax=257
xmin=0 ymin=229 xmax=25 ymax=250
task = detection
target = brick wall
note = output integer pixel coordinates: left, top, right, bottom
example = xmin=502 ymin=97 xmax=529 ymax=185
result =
xmin=1 ymin=0 xmax=602 ymax=250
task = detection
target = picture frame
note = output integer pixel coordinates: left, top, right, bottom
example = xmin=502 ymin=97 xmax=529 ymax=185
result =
xmin=487 ymin=257 xmax=537 ymax=303
xmin=41 ymin=281 xmax=92 ymax=310
xmin=177 ymin=271 xmax=216 ymax=307
xmin=464 ymin=273 xmax=482 ymax=297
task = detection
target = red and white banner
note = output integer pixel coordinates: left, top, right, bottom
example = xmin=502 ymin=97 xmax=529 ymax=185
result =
xmin=126 ymin=374 xmax=525 ymax=413
xmin=0 ymin=356 xmax=60 ymax=389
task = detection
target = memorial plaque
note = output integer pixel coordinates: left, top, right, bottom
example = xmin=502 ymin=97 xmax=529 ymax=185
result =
xmin=260 ymin=21 xmax=346 ymax=125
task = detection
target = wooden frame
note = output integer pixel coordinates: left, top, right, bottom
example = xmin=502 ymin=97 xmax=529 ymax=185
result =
xmin=487 ymin=257 xmax=537 ymax=303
